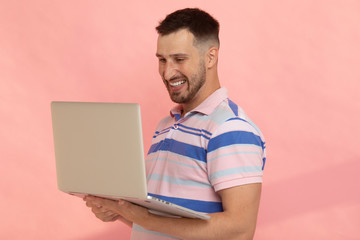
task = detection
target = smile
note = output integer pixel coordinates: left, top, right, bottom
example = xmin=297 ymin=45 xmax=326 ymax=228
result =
xmin=169 ymin=80 xmax=186 ymax=87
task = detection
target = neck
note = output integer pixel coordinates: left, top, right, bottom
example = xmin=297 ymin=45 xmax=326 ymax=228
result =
xmin=181 ymin=74 xmax=220 ymax=116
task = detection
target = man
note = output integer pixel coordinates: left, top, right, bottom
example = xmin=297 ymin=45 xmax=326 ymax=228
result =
xmin=85 ymin=8 xmax=266 ymax=240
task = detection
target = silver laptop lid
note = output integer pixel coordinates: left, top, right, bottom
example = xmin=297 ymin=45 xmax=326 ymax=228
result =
xmin=51 ymin=102 xmax=147 ymax=199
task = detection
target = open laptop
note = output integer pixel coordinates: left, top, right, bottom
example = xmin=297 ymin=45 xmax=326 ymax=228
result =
xmin=51 ymin=102 xmax=210 ymax=220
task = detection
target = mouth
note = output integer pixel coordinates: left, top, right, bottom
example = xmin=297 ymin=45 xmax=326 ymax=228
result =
xmin=169 ymin=80 xmax=186 ymax=87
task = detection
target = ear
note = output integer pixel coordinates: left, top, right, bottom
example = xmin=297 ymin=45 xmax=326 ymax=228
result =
xmin=205 ymin=47 xmax=219 ymax=69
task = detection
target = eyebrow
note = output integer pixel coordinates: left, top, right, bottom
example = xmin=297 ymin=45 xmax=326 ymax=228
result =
xmin=155 ymin=53 xmax=189 ymax=58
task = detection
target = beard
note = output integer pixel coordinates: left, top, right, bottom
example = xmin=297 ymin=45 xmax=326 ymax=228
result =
xmin=165 ymin=60 xmax=206 ymax=104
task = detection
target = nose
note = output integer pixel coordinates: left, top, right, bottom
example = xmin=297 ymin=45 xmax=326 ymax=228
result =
xmin=162 ymin=61 xmax=177 ymax=81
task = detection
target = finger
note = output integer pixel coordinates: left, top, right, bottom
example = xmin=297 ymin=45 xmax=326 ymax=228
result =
xmin=86 ymin=201 xmax=102 ymax=209
xmin=92 ymin=206 xmax=117 ymax=216
xmin=102 ymin=215 xmax=119 ymax=222
xmin=107 ymin=212 xmax=120 ymax=220
xmin=94 ymin=211 xmax=119 ymax=222
xmin=88 ymin=196 xmax=118 ymax=208
xmin=85 ymin=196 xmax=110 ymax=209
xmin=91 ymin=206 xmax=103 ymax=214
xmin=110 ymin=215 xmax=119 ymax=222
xmin=86 ymin=201 xmax=96 ymax=208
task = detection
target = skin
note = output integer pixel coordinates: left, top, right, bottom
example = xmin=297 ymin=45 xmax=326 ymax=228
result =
xmin=155 ymin=29 xmax=220 ymax=116
xmin=84 ymin=29 xmax=262 ymax=239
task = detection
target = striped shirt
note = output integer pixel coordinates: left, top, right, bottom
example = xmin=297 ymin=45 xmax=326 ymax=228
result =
xmin=131 ymin=87 xmax=266 ymax=239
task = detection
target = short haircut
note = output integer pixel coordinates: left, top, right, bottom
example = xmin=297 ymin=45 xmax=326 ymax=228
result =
xmin=156 ymin=8 xmax=220 ymax=48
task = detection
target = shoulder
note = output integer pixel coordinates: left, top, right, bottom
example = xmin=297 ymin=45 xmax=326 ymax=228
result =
xmin=207 ymin=99 xmax=265 ymax=151
xmin=207 ymin=99 xmax=260 ymax=133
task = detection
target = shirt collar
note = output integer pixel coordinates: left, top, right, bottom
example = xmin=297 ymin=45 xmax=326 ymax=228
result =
xmin=170 ymin=87 xmax=228 ymax=118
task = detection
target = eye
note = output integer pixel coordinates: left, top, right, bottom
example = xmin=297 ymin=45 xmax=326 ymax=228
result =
xmin=175 ymin=58 xmax=185 ymax=63
xmin=159 ymin=58 xmax=166 ymax=63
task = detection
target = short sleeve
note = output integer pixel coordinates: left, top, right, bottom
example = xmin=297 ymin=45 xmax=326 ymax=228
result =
xmin=206 ymin=118 xmax=265 ymax=192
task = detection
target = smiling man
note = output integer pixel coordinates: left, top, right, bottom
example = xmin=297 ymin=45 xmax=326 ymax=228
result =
xmin=85 ymin=8 xmax=266 ymax=240
xmin=156 ymin=29 xmax=211 ymax=112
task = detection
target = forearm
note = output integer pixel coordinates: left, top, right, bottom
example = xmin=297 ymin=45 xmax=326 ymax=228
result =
xmin=139 ymin=184 xmax=261 ymax=239
xmin=141 ymin=211 xmax=255 ymax=240
xmin=85 ymin=184 xmax=261 ymax=239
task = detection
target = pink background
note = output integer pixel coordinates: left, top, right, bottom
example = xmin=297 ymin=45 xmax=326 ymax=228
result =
xmin=1 ymin=1 xmax=359 ymax=239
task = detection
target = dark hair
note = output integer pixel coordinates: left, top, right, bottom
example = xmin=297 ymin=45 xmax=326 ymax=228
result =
xmin=156 ymin=8 xmax=220 ymax=47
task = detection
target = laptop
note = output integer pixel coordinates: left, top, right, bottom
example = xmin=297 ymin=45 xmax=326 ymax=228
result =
xmin=51 ymin=102 xmax=210 ymax=220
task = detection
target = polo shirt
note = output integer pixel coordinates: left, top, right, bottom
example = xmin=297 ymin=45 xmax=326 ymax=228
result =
xmin=131 ymin=87 xmax=266 ymax=240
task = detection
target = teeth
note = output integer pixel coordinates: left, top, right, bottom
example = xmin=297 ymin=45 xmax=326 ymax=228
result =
xmin=170 ymin=80 xmax=185 ymax=86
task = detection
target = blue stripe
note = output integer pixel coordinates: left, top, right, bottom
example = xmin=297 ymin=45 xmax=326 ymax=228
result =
xmin=153 ymin=127 xmax=172 ymax=138
xmin=148 ymin=139 xmax=207 ymax=163
xmin=147 ymin=174 xmax=212 ymax=188
xmin=153 ymin=124 xmax=212 ymax=140
xmin=153 ymin=130 xmax=169 ymax=138
xmin=148 ymin=193 xmax=223 ymax=213
xmin=262 ymin=157 xmax=266 ymax=170
xmin=177 ymin=127 xmax=211 ymax=140
xmin=173 ymin=113 xmax=181 ymax=121
xmin=160 ymin=126 xmax=173 ymax=133
xmin=226 ymin=118 xmax=265 ymax=147
xmin=226 ymin=117 xmax=249 ymax=123
xmin=228 ymin=99 xmax=239 ymax=116
xmin=178 ymin=124 xmax=212 ymax=137
xmin=209 ymin=166 xmax=263 ymax=181
xmin=208 ymin=131 xmax=263 ymax=153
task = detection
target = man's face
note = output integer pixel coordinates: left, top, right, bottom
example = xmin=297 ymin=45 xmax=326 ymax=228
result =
xmin=156 ymin=29 xmax=206 ymax=104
